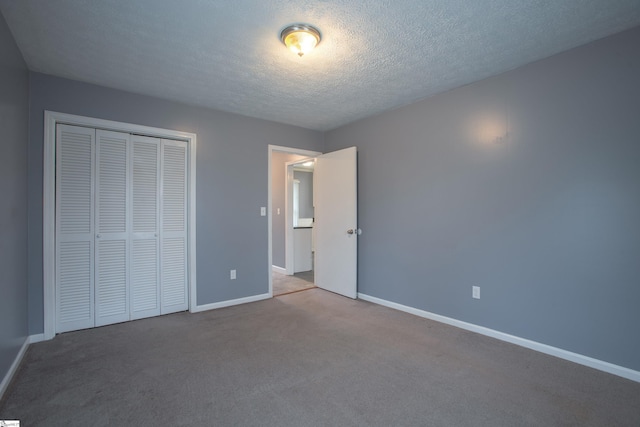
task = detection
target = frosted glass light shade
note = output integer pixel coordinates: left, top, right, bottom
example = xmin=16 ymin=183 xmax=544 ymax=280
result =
xmin=281 ymin=25 xmax=321 ymax=57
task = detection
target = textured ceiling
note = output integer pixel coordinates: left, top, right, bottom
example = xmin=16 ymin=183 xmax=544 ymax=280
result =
xmin=2 ymin=1 xmax=640 ymax=131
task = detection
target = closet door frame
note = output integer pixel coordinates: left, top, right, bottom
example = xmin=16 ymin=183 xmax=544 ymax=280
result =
xmin=43 ymin=111 xmax=197 ymax=340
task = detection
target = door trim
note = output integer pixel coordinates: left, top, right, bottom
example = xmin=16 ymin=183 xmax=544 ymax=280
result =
xmin=43 ymin=111 xmax=197 ymax=340
xmin=267 ymin=145 xmax=321 ymax=298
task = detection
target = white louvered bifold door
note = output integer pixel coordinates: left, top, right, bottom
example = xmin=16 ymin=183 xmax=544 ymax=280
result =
xmin=130 ymin=135 xmax=161 ymax=320
xmin=56 ymin=125 xmax=96 ymax=333
xmin=160 ymin=139 xmax=188 ymax=314
xmin=56 ymin=127 xmax=189 ymax=333
xmin=94 ymin=130 xmax=130 ymax=327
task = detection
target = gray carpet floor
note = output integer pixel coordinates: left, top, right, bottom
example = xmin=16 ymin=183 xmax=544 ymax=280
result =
xmin=273 ymin=270 xmax=315 ymax=296
xmin=1 ymin=288 xmax=639 ymax=426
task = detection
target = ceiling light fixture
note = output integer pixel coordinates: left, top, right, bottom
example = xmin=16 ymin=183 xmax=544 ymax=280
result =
xmin=280 ymin=24 xmax=321 ymax=57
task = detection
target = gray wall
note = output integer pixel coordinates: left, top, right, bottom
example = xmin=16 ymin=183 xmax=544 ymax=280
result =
xmin=271 ymin=152 xmax=307 ymax=268
xmin=0 ymin=13 xmax=29 ymax=383
xmin=294 ymin=170 xmax=314 ymax=219
xmin=326 ymin=26 xmax=640 ymax=371
xmin=28 ymin=73 xmax=324 ymax=334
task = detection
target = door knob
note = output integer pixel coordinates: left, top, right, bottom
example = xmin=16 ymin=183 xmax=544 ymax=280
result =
xmin=347 ymin=229 xmax=354 ymax=235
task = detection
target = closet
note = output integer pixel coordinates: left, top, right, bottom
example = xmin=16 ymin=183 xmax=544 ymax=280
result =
xmin=55 ymin=124 xmax=188 ymax=333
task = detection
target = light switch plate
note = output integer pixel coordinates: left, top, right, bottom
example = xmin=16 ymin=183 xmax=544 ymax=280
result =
xmin=472 ymin=286 xmax=480 ymax=299
xmin=260 ymin=207 xmax=266 ymax=216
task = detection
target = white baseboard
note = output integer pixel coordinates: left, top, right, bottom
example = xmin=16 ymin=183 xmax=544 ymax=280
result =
xmin=29 ymin=333 xmax=46 ymax=344
xmin=191 ymin=293 xmax=271 ymax=313
xmin=271 ymin=265 xmax=286 ymax=274
xmin=0 ymin=337 xmax=29 ymax=401
xmin=358 ymin=293 xmax=640 ymax=383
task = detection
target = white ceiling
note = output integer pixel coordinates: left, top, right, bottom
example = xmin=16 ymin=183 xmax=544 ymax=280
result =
xmin=2 ymin=1 xmax=640 ymax=131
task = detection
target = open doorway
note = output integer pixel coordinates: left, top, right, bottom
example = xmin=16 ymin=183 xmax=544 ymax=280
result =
xmin=277 ymin=158 xmax=316 ymax=296
xmin=268 ymin=145 xmax=359 ymax=299
xmin=268 ymin=146 xmax=321 ymax=297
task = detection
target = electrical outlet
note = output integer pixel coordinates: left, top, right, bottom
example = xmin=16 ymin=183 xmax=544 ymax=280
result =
xmin=230 ymin=269 xmax=236 ymax=280
xmin=277 ymin=208 xmax=280 ymax=215
xmin=472 ymin=286 xmax=480 ymax=299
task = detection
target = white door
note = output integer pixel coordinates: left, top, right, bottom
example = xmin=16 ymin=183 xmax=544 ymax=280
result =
xmin=130 ymin=135 xmax=161 ymax=319
xmin=95 ymin=130 xmax=130 ymax=326
xmin=55 ymin=124 xmax=96 ymax=333
xmin=55 ymin=126 xmax=189 ymax=333
xmin=160 ymin=139 xmax=189 ymax=313
xmin=314 ymin=146 xmax=358 ymax=298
